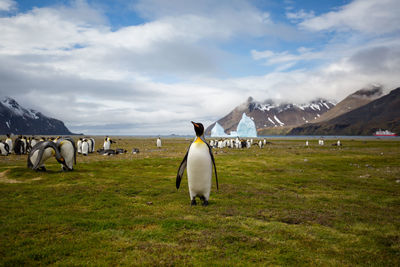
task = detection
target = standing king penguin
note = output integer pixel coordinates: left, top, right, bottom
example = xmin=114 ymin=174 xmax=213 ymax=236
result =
xmin=176 ymin=121 xmax=218 ymax=206
xmin=156 ymin=137 xmax=162 ymax=148
xmin=5 ymin=134 xmax=12 ymax=153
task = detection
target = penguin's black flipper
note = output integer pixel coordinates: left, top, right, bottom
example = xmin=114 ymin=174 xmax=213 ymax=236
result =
xmin=207 ymin=143 xmax=218 ymax=190
xmin=176 ymin=150 xmax=189 ymax=189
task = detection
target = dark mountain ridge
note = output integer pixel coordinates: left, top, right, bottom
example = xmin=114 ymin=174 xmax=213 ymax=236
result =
xmin=0 ymin=97 xmax=74 ymax=135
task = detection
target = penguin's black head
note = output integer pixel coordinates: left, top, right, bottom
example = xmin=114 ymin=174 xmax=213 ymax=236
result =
xmin=191 ymin=121 xmax=204 ymax=137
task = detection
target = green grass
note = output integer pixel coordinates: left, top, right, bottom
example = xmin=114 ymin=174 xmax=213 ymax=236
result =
xmin=1 ymin=138 xmax=399 ymax=266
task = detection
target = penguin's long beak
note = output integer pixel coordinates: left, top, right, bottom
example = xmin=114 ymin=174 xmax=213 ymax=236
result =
xmin=191 ymin=121 xmax=199 ymax=128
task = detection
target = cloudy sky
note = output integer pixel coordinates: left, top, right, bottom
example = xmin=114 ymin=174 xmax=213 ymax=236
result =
xmin=0 ymin=0 xmax=399 ymax=135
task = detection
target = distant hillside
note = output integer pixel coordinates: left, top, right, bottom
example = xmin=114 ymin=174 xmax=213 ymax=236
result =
xmin=205 ymin=97 xmax=336 ymax=136
xmin=313 ymin=85 xmax=383 ymax=123
xmin=0 ymin=97 xmax=74 ymax=135
xmin=289 ymin=87 xmax=400 ymax=135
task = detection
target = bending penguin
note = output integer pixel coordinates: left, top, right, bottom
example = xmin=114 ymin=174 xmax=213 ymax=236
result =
xmin=0 ymin=140 xmax=10 ymax=156
xmin=27 ymin=141 xmax=67 ymax=171
xmin=176 ymin=121 xmax=218 ymax=206
xmin=55 ymin=137 xmax=76 ymax=171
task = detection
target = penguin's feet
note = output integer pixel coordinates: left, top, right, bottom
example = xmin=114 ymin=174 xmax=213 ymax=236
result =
xmin=200 ymin=196 xmax=209 ymax=206
xmin=36 ymin=166 xmax=46 ymax=172
xmin=191 ymin=199 xmax=197 ymax=206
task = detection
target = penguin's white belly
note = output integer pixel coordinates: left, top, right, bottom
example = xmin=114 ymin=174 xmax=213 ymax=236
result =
xmin=31 ymin=147 xmax=54 ymax=167
xmin=77 ymin=141 xmax=82 ymax=153
xmin=0 ymin=143 xmax=7 ymax=155
xmin=157 ymin=139 xmax=162 ymax=147
xmin=104 ymin=141 xmax=110 ymax=150
xmin=82 ymin=142 xmax=89 ymax=154
xmin=31 ymin=140 xmax=37 ymax=147
xmin=60 ymin=142 xmax=74 ymax=169
xmin=87 ymin=140 xmax=93 ymax=152
xmin=187 ymin=142 xmax=212 ymax=199
xmin=5 ymin=140 xmax=12 ymax=151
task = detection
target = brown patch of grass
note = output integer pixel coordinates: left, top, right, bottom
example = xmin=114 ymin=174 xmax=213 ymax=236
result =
xmin=0 ymin=170 xmax=22 ymax=183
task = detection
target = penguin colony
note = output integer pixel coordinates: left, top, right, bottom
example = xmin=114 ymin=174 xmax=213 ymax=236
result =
xmin=209 ymin=137 xmax=269 ymax=149
xmin=2 ymin=131 xmax=341 ymax=206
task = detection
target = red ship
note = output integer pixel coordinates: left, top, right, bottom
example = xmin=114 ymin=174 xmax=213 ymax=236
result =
xmin=373 ymin=130 xmax=397 ymax=136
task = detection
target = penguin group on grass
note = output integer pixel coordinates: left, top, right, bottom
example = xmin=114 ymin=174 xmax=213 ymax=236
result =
xmin=209 ymin=137 xmax=269 ymax=149
xmin=2 ymin=128 xmax=343 ymax=206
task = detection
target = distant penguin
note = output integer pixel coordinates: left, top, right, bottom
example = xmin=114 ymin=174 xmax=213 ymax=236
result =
xmin=337 ymin=140 xmax=341 ymax=146
xmin=27 ymin=141 xmax=66 ymax=171
xmin=55 ymin=137 xmax=76 ymax=171
xmin=258 ymin=140 xmax=263 ymax=148
xmin=30 ymin=138 xmax=38 ymax=148
xmin=86 ymin=138 xmax=93 ymax=153
xmin=306 ymin=140 xmax=309 ymax=146
xmin=90 ymin=138 xmax=95 ymax=152
xmin=13 ymin=136 xmax=24 ymax=155
xmin=157 ymin=137 xmax=162 ymax=148
xmin=77 ymin=138 xmax=82 ymax=154
xmin=263 ymin=139 xmax=267 ymax=146
xmin=5 ymin=134 xmax=12 ymax=154
xmin=176 ymin=121 xmax=218 ymax=206
xmin=116 ymin=148 xmax=127 ymax=154
xmin=81 ymin=139 xmax=89 ymax=156
xmin=103 ymin=136 xmax=112 ymax=150
xmin=0 ymin=141 xmax=10 ymax=155
xmin=21 ymin=136 xmax=27 ymax=154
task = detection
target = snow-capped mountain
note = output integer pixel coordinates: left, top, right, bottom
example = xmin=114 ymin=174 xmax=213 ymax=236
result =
xmin=313 ymin=85 xmax=383 ymax=123
xmin=289 ymin=86 xmax=400 ymax=135
xmin=0 ymin=97 xmax=73 ymax=135
xmin=205 ymin=97 xmax=336 ymax=136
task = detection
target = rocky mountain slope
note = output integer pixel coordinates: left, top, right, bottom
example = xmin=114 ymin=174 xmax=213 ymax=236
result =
xmin=0 ymin=97 xmax=73 ymax=135
xmin=289 ymin=87 xmax=400 ymax=135
xmin=205 ymin=97 xmax=336 ymax=136
xmin=313 ymin=85 xmax=383 ymax=123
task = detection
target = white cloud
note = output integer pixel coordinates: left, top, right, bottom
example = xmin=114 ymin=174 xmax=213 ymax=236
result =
xmin=286 ymin=9 xmax=315 ymax=22
xmin=0 ymin=0 xmax=16 ymax=12
xmin=0 ymin=0 xmax=399 ymax=135
xmin=300 ymin=0 xmax=400 ymax=35
xmin=251 ymin=47 xmax=324 ymax=69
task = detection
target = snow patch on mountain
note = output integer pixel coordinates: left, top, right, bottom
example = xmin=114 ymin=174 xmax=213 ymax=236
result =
xmin=274 ymin=115 xmax=285 ymax=126
xmin=1 ymin=97 xmax=40 ymax=119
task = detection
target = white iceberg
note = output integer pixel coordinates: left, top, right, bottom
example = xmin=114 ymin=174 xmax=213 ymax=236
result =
xmin=236 ymin=113 xmax=257 ymax=137
xmin=210 ymin=113 xmax=257 ymax=138
xmin=211 ymin=122 xmax=228 ymax=137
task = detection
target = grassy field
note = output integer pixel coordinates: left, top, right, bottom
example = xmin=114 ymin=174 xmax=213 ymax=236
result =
xmin=1 ymin=137 xmax=399 ymax=266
